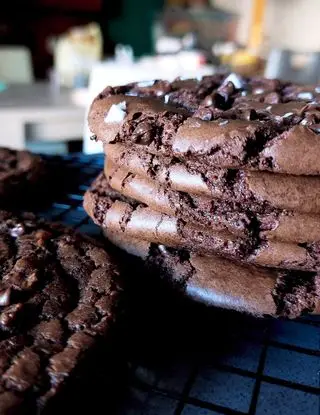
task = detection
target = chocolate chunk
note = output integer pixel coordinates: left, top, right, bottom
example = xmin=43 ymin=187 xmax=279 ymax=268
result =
xmin=0 ymin=289 xmax=11 ymax=307
xmin=309 ymin=123 xmax=320 ymax=133
xmin=9 ymin=225 xmax=24 ymax=239
xmin=132 ymin=121 xmax=154 ymax=144
xmin=0 ymin=304 xmax=23 ymax=330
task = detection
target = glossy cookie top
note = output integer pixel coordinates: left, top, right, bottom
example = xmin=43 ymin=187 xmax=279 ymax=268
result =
xmin=89 ymin=74 xmax=320 ymax=175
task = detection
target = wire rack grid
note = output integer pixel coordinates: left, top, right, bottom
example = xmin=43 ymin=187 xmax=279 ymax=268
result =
xmin=35 ymin=154 xmax=320 ymax=415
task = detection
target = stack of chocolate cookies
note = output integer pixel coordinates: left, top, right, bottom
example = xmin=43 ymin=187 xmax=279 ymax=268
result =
xmin=84 ymin=73 xmax=320 ymax=318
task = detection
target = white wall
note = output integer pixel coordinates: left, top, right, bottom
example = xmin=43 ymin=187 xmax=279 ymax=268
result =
xmin=214 ymin=0 xmax=320 ymax=52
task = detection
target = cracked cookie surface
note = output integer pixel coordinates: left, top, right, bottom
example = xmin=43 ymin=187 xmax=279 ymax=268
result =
xmin=84 ymin=173 xmax=320 ymax=272
xmin=0 ymin=211 xmax=122 ymax=414
xmin=89 ymin=75 xmax=320 ymax=175
xmin=103 ymin=229 xmax=320 ymax=318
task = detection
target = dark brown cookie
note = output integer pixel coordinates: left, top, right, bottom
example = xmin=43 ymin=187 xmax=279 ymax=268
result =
xmin=0 ymin=211 xmax=123 ymax=414
xmin=84 ymin=172 xmax=252 ymax=260
xmin=0 ymin=148 xmax=46 ymax=207
xmin=88 ymin=74 xmax=320 ymax=175
xmin=105 ymin=142 xmax=320 ymax=214
xmin=83 ymin=172 xmax=320 ymax=272
xmin=103 ymin=228 xmax=320 ymax=318
xmin=105 ymin=159 xmax=320 ymax=245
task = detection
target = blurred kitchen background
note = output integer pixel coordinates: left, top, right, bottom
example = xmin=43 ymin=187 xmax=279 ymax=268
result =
xmin=1 ymin=0 xmax=320 ymax=154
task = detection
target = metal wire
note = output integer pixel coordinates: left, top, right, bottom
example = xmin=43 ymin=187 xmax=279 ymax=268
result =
xmin=38 ymin=154 xmax=320 ymax=415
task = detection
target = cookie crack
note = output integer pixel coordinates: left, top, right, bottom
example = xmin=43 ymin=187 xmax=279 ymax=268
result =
xmin=272 ymin=270 xmax=320 ymax=317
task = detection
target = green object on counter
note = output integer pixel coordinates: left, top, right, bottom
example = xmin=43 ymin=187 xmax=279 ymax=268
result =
xmin=108 ymin=0 xmax=164 ymax=56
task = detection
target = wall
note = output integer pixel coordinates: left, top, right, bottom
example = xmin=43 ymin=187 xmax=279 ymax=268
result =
xmin=214 ymin=0 xmax=320 ymax=53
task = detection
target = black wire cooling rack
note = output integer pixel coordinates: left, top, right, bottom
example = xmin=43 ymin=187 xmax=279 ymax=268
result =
xmin=35 ymin=154 xmax=319 ymax=415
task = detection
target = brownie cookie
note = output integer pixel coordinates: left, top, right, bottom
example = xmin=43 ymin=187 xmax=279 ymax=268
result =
xmin=89 ymin=75 xmax=320 ymax=175
xmin=84 ymin=172 xmax=252 ymax=260
xmin=0 ymin=148 xmax=46 ymax=207
xmin=0 ymin=211 xmax=122 ymax=414
xmin=105 ymin=142 xmax=320 ymax=214
xmin=105 ymin=159 xmax=320 ymax=245
xmin=103 ymin=228 xmax=320 ymax=318
xmin=84 ymin=173 xmax=320 ymax=272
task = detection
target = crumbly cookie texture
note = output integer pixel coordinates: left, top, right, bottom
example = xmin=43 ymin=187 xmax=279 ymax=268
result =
xmin=0 ymin=211 xmax=122 ymax=414
xmin=84 ymin=173 xmax=320 ymax=272
xmin=103 ymin=229 xmax=320 ymax=318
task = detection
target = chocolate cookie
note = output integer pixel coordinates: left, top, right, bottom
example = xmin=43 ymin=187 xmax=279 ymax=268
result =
xmin=103 ymin=228 xmax=320 ymax=318
xmin=0 ymin=148 xmax=46 ymax=207
xmin=84 ymin=173 xmax=320 ymax=272
xmin=84 ymin=172 xmax=252 ymax=260
xmin=88 ymin=75 xmax=320 ymax=175
xmin=105 ymin=159 xmax=320 ymax=245
xmin=105 ymin=142 xmax=320 ymax=214
xmin=0 ymin=211 xmax=122 ymax=414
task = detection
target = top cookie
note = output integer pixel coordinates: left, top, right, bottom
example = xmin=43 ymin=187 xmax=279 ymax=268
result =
xmin=0 ymin=147 xmax=46 ymax=207
xmin=0 ymin=211 xmax=122 ymax=414
xmin=88 ymin=74 xmax=320 ymax=175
